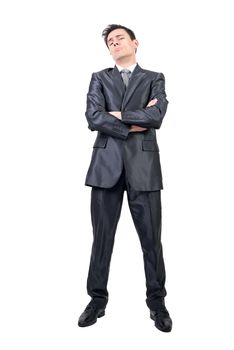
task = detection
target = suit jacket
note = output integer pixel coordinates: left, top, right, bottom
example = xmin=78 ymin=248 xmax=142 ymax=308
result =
xmin=84 ymin=64 xmax=169 ymax=191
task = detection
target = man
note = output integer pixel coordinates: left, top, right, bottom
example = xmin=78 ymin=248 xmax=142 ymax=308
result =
xmin=78 ymin=24 xmax=172 ymax=332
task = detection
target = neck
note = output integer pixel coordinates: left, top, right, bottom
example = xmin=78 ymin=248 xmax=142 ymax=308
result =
xmin=115 ymin=56 xmax=137 ymax=68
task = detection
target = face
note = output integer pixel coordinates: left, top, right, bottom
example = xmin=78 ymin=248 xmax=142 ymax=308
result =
xmin=107 ymin=28 xmax=139 ymax=62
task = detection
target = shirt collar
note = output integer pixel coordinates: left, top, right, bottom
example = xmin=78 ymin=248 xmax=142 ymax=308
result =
xmin=116 ymin=63 xmax=137 ymax=73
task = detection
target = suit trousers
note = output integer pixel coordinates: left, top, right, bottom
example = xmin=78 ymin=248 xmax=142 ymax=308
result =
xmin=86 ymin=164 xmax=167 ymax=310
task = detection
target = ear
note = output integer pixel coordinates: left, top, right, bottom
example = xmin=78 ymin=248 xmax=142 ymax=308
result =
xmin=134 ymin=39 xmax=139 ymax=48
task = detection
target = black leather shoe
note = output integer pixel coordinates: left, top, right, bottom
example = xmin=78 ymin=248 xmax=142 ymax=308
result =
xmin=78 ymin=303 xmax=105 ymax=327
xmin=150 ymin=306 xmax=172 ymax=332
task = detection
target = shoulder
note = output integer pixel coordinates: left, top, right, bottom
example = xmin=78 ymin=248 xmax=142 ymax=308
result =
xmin=92 ymin=67 xmax=113 ymax=77
xmin=139 ymin=66 xmax=164 ymax=79
xmin=141 ymin=68 xmax=165 ymax=79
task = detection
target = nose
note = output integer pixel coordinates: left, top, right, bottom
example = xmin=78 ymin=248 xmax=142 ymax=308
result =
xmin=113 ymin=41 xmax=119 ymax=47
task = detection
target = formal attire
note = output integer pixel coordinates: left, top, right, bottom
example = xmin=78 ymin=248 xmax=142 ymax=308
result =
xmin=84 ymin=63 xmax=169 ymax=311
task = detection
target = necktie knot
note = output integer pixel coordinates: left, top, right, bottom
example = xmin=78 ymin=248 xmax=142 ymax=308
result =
xmin=120 ymin=69 xmax=131 ymax=88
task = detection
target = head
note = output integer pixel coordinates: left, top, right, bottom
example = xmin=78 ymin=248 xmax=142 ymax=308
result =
xmin=102 ymin=24 xmax=139 ymax=65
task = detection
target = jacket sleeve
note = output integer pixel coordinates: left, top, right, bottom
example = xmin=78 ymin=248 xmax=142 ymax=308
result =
xmin=121 ymin=73 xmax=169 ymax=129
xmin=85 ymin=73 xmax=130 ymax=140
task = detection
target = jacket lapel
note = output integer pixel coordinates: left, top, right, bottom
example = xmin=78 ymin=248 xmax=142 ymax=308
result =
xmin=109 ymin=65 xmax=125 ymax=101
xmin=109 ymin=64 xmax=146 ymax=110
xmin=121 ymin=64 xmax=146 ymax=110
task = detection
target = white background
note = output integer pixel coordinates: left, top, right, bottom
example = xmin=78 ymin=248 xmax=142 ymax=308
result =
xmin=1 ymin=0 xmax=234 ymax=348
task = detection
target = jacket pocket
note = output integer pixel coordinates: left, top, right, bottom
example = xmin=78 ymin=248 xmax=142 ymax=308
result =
xmin=142 ymin=140 xmax=159 ymax=152
xmin=93 ymin=135 xmax=108 ymax=148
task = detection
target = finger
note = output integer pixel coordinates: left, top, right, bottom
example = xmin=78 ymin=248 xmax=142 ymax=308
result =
xmin=147 ymin=98 xmax=157 ymax=107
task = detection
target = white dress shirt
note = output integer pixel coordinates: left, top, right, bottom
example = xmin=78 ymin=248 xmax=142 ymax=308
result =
xmin=116 ymin=63 xmax=137 ymax=73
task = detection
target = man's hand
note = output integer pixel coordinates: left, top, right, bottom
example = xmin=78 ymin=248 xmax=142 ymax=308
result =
xmin=147 ymin=98 xmax=157 ymax=107
xmin=129 ymin=125 xmax=148 ymax=132
xmin=109 ymin=111 xmax=122 ymax=120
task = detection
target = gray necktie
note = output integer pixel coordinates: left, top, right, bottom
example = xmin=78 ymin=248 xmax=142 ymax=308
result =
xmin=120 ymin=69 xmax=131 ymax=88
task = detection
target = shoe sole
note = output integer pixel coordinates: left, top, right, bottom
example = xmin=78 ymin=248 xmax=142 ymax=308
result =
xmin=150 ymin=314 xmax=172 ymax=332
xmin=78 ymin=310 xmax=105 ymax=327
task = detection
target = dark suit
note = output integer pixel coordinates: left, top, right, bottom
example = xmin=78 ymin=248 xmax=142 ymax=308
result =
xmin=84 ymin=64 xmax=169 ymax=310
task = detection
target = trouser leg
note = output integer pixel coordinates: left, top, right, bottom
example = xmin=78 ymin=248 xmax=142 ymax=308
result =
xmin=126 ymin=183 xmax=167 ymax=310
xmin=86 ymin=170 xmax=125 ymax=307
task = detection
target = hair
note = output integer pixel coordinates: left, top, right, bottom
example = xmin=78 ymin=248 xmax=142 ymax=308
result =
xmin=102 ymin=24 xmax=136 ymax=47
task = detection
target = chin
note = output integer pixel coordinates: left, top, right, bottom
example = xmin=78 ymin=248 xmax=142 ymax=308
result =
xmin=115 ymin=54 xmax=126 ymax=61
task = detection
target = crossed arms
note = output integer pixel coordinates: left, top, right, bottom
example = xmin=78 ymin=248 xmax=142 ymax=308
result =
xmin=110 ymin=97 xmax=157 ymax=133
xmin=85 ymin=72 xmax=168 ymax=140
